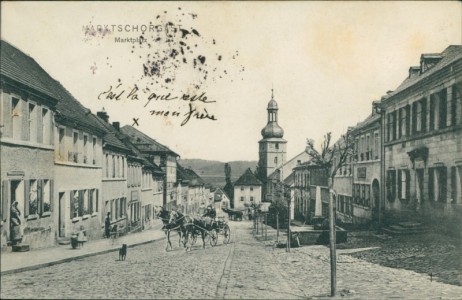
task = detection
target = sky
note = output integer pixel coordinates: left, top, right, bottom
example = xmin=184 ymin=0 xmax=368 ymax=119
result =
xmin=1 ymin=1 xmax=461 ymax=162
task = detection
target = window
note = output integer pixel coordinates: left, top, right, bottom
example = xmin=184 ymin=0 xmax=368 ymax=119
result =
xmin=451 ymin=84 xmax=461 ymax=126
xmin=250 ymin=187 xmax=254 ymax=192
xmin=366 ymin=135 xmax=370 ymax=160
xmin=387 ymin=170 xmax=397 ymax=201
xmin=89 ymin=189 xmax=94 ymax=214
xmin=83 ymin=135 xmax=88 ymax=163
xmin=28 ymin=103 xmax=37 ymax=142
xmin=92 ymin=137 xmax=97 ymax=164
xmin=42 ymin=108 xmax=51 ymax=144
xmin=274 ymin=157 xmax=278 ymax=165
xmin=105 ymin=154 xmax=109 ymax=177
xmin=250 ymin=196 xmax=254 ymax=202
xmin=72 ymin=131 xmax=79 ymax=162
xmin=361 ymin=136 xmax=365 ymax=161
xmin=12 ymin=97 xmax=22 ymax=140
xmin=122 ymin=157 xmax=125 ymax=177
xmin=398 ymin=170 xmax=410 ymax=200
xmin=42 ymin=180 xmax=51 ymax=214
xmin=112 ymin=155 xmax=116 ymax=178
xmin=240 ymin=186 xmax=244 ymax=191
xmin=399 ymin=107 xmax=407 ymax=138
xmin=374 ymin=132 xmax=379 ymax=159
xmin=28 ymin=180 xmax=39 ymax=216
xmin=71 ymin=190 xmax=79 ymax=218
xmin=58 ymin=127 xmax=65 ymax=160
xmin=428 ymin=167 xmax=447 ymax=202
xmin=439 ymin=89 xmax=448 ymax=129
xmin=240 ymin=196 xmax=244 ymax=201
xmin=275 ymin=143 xmax=279 ymax=150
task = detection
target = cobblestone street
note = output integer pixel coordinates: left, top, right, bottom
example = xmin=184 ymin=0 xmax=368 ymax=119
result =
xmin=1 ymin=221 xmax=461 ymax=299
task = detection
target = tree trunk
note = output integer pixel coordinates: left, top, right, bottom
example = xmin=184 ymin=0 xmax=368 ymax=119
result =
xmin=276 ymin=212 xmax=279 ymax=243
xmin=328 ymin=179 xmax=337 ymax=297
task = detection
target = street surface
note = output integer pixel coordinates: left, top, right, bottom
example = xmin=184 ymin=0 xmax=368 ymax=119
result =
xmin=1 ymin=221 xmax=461 ymax=299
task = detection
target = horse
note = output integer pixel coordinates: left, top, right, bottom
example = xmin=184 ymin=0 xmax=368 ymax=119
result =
xmin=183 ymin=215 xmax=213 ymax=252
xmin=222 ymin=208 xmax=243 ymax=221
xmin=158 ymin=209 xmax=187 ymax=251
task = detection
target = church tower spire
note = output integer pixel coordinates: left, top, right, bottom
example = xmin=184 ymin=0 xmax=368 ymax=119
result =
xmin=258 ymin=89 xmax=287 ymax=202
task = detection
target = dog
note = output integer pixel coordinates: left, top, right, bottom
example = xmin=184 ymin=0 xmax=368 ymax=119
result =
xmin=119 ymin=244 xmax=127 ymax=261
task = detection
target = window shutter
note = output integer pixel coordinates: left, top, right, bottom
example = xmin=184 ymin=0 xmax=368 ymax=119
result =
xmin=79 ymin=190 xmax=84 ymax=216
xmin=430 ymin=96 xmax=435 ymax=131
xmin=37 ymin=108 xmax=43 ymax=144
xmin=440 ymin=90 xmax=447 ymax=129
xmin=451 ymin=85 xmax=458 ymax=127
xmin=22 ymin=100 xmax=29 ymax=141
xmin=421 ymin=99 xmax=427 ymax=133
xmin=1 ymin=180 xmax=10 ymax=222
xmin=451 ymin=167 xmax=456 ymax=204
xmin=392 ymin=170 xmax=397 ymax=200
xmin=96 ymin=189 xmax=99 ymax=212
xmin=392 ymin=111 xmax=397 ymax=140
xmin=24 ymin=180 xmax=30 ymax=217
xmin=3 ymin=97 xmax=12 ymax=137
xmin=49 ymin=180 xmax=54 ymax=212
xmin=398 ymin=170 xmax=402 ymax=200
xmin=441 ymin=167 xmax=447 ymax=203
xmin=405 ymin=105 xmax=411 ymax=136
xmin=405 ymin=170 xmax=411 ymax=200
xmin=398 ymin=109 xmax=402 ymax=138
xmin=428 ymin=168 xmax=434 ymax=201
xmin=37 ymin=180 xmax=43 ymax=215
xmin=70 ymin=191 xmax=74 ymax=218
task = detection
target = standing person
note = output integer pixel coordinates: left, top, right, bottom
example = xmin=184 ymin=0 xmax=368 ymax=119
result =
xmin=104 ymin=212 xmax=111 ymax=238
xmin=10 ymin=201 xmax=22 ymax=245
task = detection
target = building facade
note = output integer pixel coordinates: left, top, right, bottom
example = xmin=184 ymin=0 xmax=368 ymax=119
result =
xmin=1 ymin=40 xmax=59 ymax=249
xmin=234 ymin=169 xmax=262 ymax=212
xmin=381 ymin=45 xmax=462 ymax=234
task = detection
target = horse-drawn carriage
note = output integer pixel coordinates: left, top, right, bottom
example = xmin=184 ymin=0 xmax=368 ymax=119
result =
xmin=158 ymin=209 xmax=231 ymax=252
xmin=187 ymin=216 xmax=231 ymax=248
xmin=222 ymin=208 xmax=243 ymax=221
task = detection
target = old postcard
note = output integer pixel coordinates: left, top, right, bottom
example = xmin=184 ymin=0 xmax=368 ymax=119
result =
xmin=1 ymin=1 xmax=461 ymax=299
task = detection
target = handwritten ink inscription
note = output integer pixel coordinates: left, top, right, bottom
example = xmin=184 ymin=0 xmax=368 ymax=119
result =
xmin=98 ymin=83 xmax=217 ymax=126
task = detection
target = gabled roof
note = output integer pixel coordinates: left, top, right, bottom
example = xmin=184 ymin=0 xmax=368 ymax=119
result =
xmin=267 ymin=151 xmax=310 ymax=180
xmin=177 ymin=163 xmax=205 ymax=187
xmin=384 ymin=45 xmax=462 ymax=103
xmin=1 ymin=40 xmax=58 ymax=100
xmin=120 ymin=125 xmax=179 ymax=157
xmin=234 ymin=168 xmax=262 ymax=186
xmin=92 ymin=114 xmax=131 ymax=152
xmin=351 ymin=112 xmax=381 ymax=134
xmin=1 ymin=40 xmax=108 ymax=136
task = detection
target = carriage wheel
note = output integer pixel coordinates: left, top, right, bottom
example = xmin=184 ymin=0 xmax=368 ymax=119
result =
xmin=209 ymin=229 xmax=218 ymax=247
xmin=223 ymin=225 xmax=231 ymax=244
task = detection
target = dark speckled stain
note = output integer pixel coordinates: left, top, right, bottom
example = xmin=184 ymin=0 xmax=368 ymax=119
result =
xmin=100 ymin=9 xmax=245 ymax=92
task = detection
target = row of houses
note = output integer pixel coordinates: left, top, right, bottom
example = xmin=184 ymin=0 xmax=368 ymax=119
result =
xmin=0 ymin=40 xmax=222 ymax=251
xmin=292 ymin=45 xmax=462 ymax=234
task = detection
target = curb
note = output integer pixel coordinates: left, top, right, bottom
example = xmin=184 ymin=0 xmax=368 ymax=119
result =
xmin=1 ymin=235 xmax=166 ymax=276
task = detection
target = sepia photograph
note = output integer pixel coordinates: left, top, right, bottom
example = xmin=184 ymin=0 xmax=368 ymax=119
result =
xmin=0 ymin=1 xmax=461 ymax=299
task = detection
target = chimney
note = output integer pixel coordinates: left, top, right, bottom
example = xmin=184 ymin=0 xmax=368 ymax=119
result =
xmin=97 ymin=110 xmax=109 ymax=123
xmin=408 ymin=66 xmax=421 ymax=79
xmin=112 ymin=122 xmax=120 ymax=131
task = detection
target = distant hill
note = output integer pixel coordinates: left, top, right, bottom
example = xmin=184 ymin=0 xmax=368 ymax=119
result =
xmin=179 ymin=159 xmax=258 ymax=188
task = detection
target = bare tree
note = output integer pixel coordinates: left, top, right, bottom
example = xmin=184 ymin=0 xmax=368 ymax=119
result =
xmin=305 ymin=131 xmax=354 ymax=297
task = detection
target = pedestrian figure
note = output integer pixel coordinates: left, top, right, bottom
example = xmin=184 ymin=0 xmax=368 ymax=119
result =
xmin=105 ymin=212 xmax=111 ymax=238
xmin=77 ymin=225 xmax=87 ymax=248
xmin=10 ymin=201 xmax=22 ymax=245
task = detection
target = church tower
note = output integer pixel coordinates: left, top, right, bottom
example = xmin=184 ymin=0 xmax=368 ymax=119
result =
xmin=258 ymin=90 xmax=287 ymax=201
